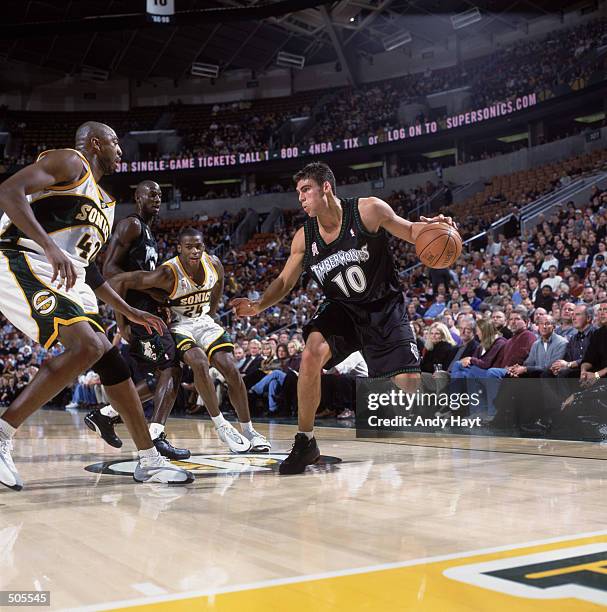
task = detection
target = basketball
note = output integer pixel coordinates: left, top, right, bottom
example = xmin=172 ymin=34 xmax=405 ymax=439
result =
xmin=415 ymin=222 xmax=462 ymax=268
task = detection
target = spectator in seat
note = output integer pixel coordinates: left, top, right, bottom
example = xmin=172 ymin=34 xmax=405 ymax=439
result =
xmin=460 ymin=307 xmax=536 ymax=413
xmin=447 ymin=317 xmax=479 ymax=371
xmin=555 ymin=301 xmax=577 ymax=340
xmin=249 ymin=341 xmax=285 ymax=415
xmin=541 ymin=266 xmax=563 ymax=292
xmin=579 ymin=302 xmax=607 ymax=386
xmin=491 ymin=308 xmax=513 ymax=339
xmin=482 ymin=282 xmax=504 ymax=309
xmin=581 ymin=286 xmax=596 ymax=306
xmin=450 ymin=319 xmax=507 ymax=379
xmin=421 ymin=322 xmax=457 ymax=394
xmin=544 ymin=304 xmax=595 ymax=403
xmin=491 ymin=314 xmax=566 ymax=430
xmin=240 ymin=339 xmax=263 ymax=389
xmin=535 ymin=285 xmax=555 ymax=312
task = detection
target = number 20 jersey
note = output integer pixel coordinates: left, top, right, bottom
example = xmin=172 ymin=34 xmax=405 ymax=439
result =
xmin=162 ymin=252 xmax=219 ymax=324
xmin=303 ymin=197 xmax=401 ymax=305
xmin=0 ymin=149 xmax=115 ymax=267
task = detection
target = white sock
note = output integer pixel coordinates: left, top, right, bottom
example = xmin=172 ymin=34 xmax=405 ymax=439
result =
xmin=149 ymin=422 xmax=165 ymax=440
xmin=100 ymin=405 xmax=120 ymax=419
xmin=298 ymin=430 xmax=314 ymax=440
xmin=138 ymin=447 xmax=160 ymax=460
xmin=211 ymin=414 xmax=228 ymax=429
xmin=0 ymin=418 xmax=16 ymax=439
xmin=239 ymin=421 xmax=254 ymax=436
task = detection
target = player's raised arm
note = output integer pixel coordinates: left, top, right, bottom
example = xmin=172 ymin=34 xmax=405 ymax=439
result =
xmin=109 ymin=266 xmax=175 ymax=298
xmin=0 ymin=150 xmax=83 ymax=289
xmin=231 ymin=227 xmax=305 ymax=317
xmin=356 ymin=195 xmax=456 ymax=244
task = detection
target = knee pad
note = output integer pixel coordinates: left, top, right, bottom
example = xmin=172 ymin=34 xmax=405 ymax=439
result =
xmin=92 ymin=346 xmax=131 ymax=386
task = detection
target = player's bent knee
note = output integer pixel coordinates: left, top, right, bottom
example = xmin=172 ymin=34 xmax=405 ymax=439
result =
xmin=75 ymin=335 xmax=105 ymax=366
xmin=92 ymin=346 xmax=131 ymax=387
xmin=223 ymin=364 xmax=242 ymax=387
xmin=301 ymin=344 xmax=331 ymax=370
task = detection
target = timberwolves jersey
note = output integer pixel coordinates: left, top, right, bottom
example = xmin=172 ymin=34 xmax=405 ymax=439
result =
xmin=123 ymin=213 xmax=159 ymax=312
xmin=0 ymin=149 xmax=114 ymax=266
xmin=162 ymin=252 xmax=219 ymax=323
xmin=303 ymin=197 xmax=400 ymax=304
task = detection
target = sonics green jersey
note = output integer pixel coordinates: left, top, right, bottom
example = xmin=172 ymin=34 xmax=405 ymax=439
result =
xmin=0 ymin=149 xmax=115 ymax=266
xmin=162 ymin=252 xmax=219 ymax=323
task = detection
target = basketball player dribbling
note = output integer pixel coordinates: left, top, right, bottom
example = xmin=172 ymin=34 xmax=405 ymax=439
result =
xmin=0 ymin=122 xmax=193 ymax=490
xmin=232 ymin=162 xmax=456 ymax=474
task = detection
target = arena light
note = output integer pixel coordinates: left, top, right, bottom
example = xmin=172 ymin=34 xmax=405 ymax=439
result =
xmin=79 ymin=65 xmax=109 ymax=81
xmin=128 ymin=130 xmax=176 ymax=135
xmin=191 ymin=62 xmax=220 ymax=78
xmin=203 ymin=179 xmax=241 ymax=185
xmin=382 ymin=31 xmax=412 ymax=52
xmin=451 ymin=8 xmax=482 ymax=30
xmin=349 ymin=162 xmax=384 ymax=170
xmin=276 ymin=51 xmax=305 ymax=70
xmin=497 ymin=132 xmax=528 ymax=143
xmin=422 ymin=148 xmax=457 ymax=159
xmin=574 ymin=111 xmax=605 ymax=123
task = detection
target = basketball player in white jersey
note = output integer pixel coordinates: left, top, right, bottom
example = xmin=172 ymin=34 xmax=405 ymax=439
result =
xmin=0 ymin=122 xmax=193 ymax=489
xmin=110 ymin=227 xmax=270 ymax=453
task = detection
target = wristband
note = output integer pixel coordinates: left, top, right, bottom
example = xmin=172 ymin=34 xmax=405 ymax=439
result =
xmin=85 ymin=262 xmax=105 ymax=290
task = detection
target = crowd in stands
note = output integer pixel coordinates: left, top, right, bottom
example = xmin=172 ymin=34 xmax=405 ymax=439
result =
xmin=302 ymin=17 xmax=607 ymax=145
xmin=1 ymin=15 xmax=605 ymax=170
xmin=471 ymin=16 xmax=607 ymax=109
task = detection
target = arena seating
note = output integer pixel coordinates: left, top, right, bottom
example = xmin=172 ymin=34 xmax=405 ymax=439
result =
xmin=2 ymin=16 xmax=605 ymax=162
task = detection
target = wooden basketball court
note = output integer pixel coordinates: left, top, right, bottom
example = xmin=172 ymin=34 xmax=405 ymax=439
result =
xmin=1 ymin=410 xmax=606 ymax=611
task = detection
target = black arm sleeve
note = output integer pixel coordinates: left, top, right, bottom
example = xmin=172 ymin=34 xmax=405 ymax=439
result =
xmin=85 ymin=261 xmax=106 ymax=290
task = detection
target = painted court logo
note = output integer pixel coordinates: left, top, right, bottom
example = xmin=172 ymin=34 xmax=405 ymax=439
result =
xmin=445 ymin=543 xmax=607 ymax=606
xmin=85 ymin=453 xmax=342 ymax=477
xmin=31 ymin=290 xmax=57 ymax=316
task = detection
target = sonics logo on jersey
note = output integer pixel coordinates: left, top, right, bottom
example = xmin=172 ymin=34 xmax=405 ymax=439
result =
xmin=31 ymin=290 xmax=57 ymax=316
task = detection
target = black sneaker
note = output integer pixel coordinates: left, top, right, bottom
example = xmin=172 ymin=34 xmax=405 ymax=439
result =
xmin=279 ymin=433 xmax=320 ymax=475
xmin=84 ymin=410 xmax=123 ymax=449
xmin=153 ymin=432 xmax=191 ymax=460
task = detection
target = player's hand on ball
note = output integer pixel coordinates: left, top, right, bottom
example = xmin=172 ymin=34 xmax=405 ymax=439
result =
xmin=126 ymin=308 xmax=167 ymax=335
xmin=230 ymin=298 xmax=260 ymax=317
xmin=420 ymin=214 xmax=458 ymax=230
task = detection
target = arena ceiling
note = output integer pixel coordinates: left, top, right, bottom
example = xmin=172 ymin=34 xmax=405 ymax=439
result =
xmin=0 ymin=0 xmax=587 ymax=84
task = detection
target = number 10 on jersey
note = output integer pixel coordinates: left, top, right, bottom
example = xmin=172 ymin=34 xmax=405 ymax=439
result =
xmin=330 ymin=265 xmax=367 ymax=297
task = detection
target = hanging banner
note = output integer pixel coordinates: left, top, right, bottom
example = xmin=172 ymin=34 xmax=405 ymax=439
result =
xmin=116 ymin=92 xmax=538 ymax=174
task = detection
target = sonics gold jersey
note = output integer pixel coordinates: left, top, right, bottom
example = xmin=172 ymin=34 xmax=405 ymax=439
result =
xmin=0 ymin=149 xmax=115 ymax=266
xmin=163 ymin=252 xmax=219 ymax=323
